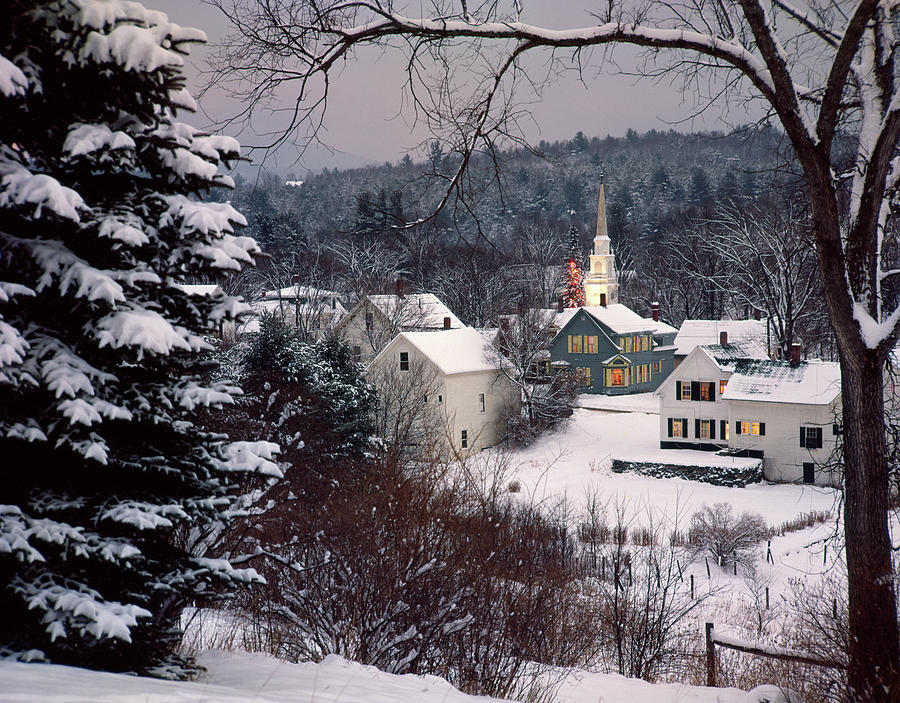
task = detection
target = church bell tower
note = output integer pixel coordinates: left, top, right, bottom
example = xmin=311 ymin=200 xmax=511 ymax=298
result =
xmin=583 ymin=178 xmax=619 ymax=306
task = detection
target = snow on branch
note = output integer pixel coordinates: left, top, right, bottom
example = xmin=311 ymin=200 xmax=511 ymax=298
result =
xmin=218 ymin=441 xmax=283 ymax=478
xmin=0 ymin=163 xmax=84 ymax=222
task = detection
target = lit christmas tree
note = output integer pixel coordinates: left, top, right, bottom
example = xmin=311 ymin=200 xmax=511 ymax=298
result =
xmin=562 ymin=226 xmax=585 ymax=308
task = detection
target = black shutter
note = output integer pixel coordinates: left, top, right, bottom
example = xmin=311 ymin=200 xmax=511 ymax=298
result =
xmin=676 ymin=381 xmax=681 ymax=399
xmin=667 ymin=418 xmax=673 ymax=437
xmin=814 ymin=428 xmax=823 ymax=449
xmin=735 ymin=421 xmax=741 ymax=435
xmin=800 ymin=427 xmax=806 ymax=448
xmin=695 ymin=419 xmax=701 ymax=438
xmin=710 ymin=420 xmax=716 ymax=439
xmin=710 ymin=382 xmax=715 ymax=401
xmin=720 ymin=420 xmax=726 ymax=440
xmin=691 ymin=381 xmax=701 ymax=401
xmin=683 ymin=419 xmax=688 ymax=437
xmin=759 ymin=422 xmax=766 ymax=436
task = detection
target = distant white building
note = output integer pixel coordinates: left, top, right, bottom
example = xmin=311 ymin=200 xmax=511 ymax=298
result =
xmin=657 ymin=340 xmax=767 ymax=451
xmin=337 ymin=292 xmax=464 ymax=364
xmin=243 ymin=284 xmax=346 ymax=338
xmin=673 ymin=319 xmax=769 ymax=367
xmin=368 ymin=327 xmax=519 ymax=457
xmin=658 ymin=341 xmax=841 ymax=486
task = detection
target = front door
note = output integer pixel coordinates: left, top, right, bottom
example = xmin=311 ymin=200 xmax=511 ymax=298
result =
xmin=803 ymin=462 xmax=815 ymax=484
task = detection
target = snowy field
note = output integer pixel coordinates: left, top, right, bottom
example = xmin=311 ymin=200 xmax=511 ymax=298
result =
xmin=504 ymin=393 xmax=839 ymax=526
xmin=0 ymin=650 xmax=790 ymax=703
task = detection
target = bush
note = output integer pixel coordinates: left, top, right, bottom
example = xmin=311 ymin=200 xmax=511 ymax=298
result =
xmin=689 ymin=503 xmax=768 ymax=570
xmin=611 ymin=459 xmax=763 ymax=487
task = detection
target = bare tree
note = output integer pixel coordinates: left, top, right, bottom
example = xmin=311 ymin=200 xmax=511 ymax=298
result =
xmin=212 ymin=1 xmax=900 ymax=696
xmin=676 ymin=201 xmax=827 ymax=357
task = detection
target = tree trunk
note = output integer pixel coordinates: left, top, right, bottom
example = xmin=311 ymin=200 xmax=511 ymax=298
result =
xmin=840 ymin=348 xmax=899 ymax=701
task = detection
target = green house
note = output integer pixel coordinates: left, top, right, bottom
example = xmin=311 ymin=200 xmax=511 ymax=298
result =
xmin=549 ymin=304 xmax=677 ymax=394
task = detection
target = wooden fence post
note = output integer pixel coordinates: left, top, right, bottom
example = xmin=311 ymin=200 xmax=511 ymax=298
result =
xmin=705 ymin=622 xmax=716 ymax=687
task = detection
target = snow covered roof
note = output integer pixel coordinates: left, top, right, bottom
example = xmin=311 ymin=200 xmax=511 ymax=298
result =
xmin=722 ymin=359 xmax=841 ymax=405
xmin=674 ymin=319 xmax=768 ymax=357
xmin=698 ymin=342 xmax=769 ymax=372
xmin=175 ymin=284 xmax=222 ymax=297
xmin=263 ymin=285 xmax=342 ymax=300
xmin=367 ymin=293 xmax=463 ymax=330
xmin=563 ymin=304 xmax=677 ymax=336
xmin=390 ymin=327 xmax=501 ymax=375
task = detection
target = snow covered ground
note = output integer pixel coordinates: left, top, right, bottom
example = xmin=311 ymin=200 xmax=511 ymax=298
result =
xmin=505 ymin=394 xmax=838 ymax=526
xmin=0 ymin=650 xmax=791 ymax=703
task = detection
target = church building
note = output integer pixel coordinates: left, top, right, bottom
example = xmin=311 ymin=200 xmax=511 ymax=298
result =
xmin=548 ymin=183 xmax=677 ymax=394
xmin=583 ymin=178 xmax=619 ymax=307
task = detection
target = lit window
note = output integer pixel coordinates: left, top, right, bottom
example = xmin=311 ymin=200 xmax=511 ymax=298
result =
xmin=737 ymin=421 xmax=764 ymax=436
xmin=720 ymin=379 xmax=727 ymax=395
xmin=672 ymin=419 xmax=685 ymax=437
xmin=569 ymin=335 xmax=583 ymax=353
xmin=610 ymin=368 xmax=624 ymax=386
xmin=586 ymin=335 xmax=598 ymax=354
xmin=399 ymin=351 xmax=409 ymax=371
xmin=700 ymin=382 xmax=713 ymax=401
xmin=681 ymin=383 xmax=692 ymax=401
xmin=700 ymin=419 xmax=714 ymax=440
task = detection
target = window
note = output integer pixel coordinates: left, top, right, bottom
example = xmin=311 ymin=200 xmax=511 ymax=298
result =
xmin=578 ymin=367 xmax=592 ymax=387
xmin=699 ymin=419 xmax=716 ymax=440
xmin=654 ymin=361 xmax=662 ymax=374
xmin=352 ymin=345 xmax=361 ymax=362
xmin=610 ymin=368 xmax=624 ymax=386
xmin=568 ymin=335 xmax=583 ymax=353
xmin=438 ymin=395 xmax=443 ymax=403
xmin=736 ymin=420 xmax=766 ymax=436
xmin=423 ymin=395 xmax=428 ymax=403
xmin=479 ymin=393 xmax=485 ymax=413
xmin=586 ymin=335 xmax=598 ymax=354
xmin=676 ymin=380 xmax=715 ymax=401
xmin=461 ymin=429 xmax=468 ymax=449
xmin=680 ymin=382 xmax=692 ymax=401
xmin=624 ymin=336 xmax=633 ymax=353
xmin=719 ymin=379 xmax=728 ymax=395
xmin=700 ymin=382 xmax=714 ymax=401
xmin=668 ymin=418 xmax=688 ymax=438
xmin=365 ymin=311 xmax=374 ymax=327
xmin=399 ymin=351 xmax=409 ymax=371
xmin=800 ymin=426 xmax=823 ymax=449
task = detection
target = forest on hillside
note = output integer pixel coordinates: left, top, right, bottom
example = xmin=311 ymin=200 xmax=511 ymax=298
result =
xmin=220 ymin=126 xmax=836 ymax=357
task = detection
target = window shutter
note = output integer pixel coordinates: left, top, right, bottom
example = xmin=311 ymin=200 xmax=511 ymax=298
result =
xmin=735 ymin=421 xmax=741 ymax=435
xmin=667 ymin=418 xmax=673 ymax=437
xmin=683 ymin=419 xmax=688 ymax=436
xmin=720 ymin=419 xmax=726 ymax=440
xmin=676 ymin=381 xmax=681 ymax=399
xmin=800 ymin=427 xmax=806 ymax=448
xmin=710 ymin=382 xmax=715 ymax=401
xmin=759 ymin=422 xmax=766 ymax=436
xmin=815 ymin=428 xmax=823 ymax=449
xmin=691 ymin=381 xmax=701 ymax=401
xmin=695 ymin=419 xmax=701 ymax=438
xmin=710 ymin=421 xmax=716 ymax=439
xmin=567 ymin=335 xmax=572 ymax=353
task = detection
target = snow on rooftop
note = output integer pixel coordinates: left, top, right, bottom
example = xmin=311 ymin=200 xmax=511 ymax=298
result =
xmin=674 ymin=319 xmax=768 ymax=357
xmin=263 ymin=285 xmax=342 ymax=300
xmin=175 ymin=283 xmax=222 ymax=297
xmin=367 ymin=293 xmax=463 ymax=330
xmin=699 ymin=342 xmax=769 ymax=372
xmin=560 ymin=304 xmax=677 ymax=336
xmin=398 ymin=326 xmax=501 ymax=375
xmin=722 ymin=359 xmax=841 ymax=405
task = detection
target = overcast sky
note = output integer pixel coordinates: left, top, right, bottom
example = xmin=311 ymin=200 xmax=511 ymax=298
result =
xmin=154 ymin=1 xmax=750 ymax=174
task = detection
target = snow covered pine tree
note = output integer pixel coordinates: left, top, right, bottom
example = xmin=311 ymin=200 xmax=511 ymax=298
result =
xmin=0 ymin=1 xmax=280 ymax=675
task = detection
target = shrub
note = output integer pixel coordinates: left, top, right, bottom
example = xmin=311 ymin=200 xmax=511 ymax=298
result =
xmin=689 ymin=503 xmax=768 ymax=570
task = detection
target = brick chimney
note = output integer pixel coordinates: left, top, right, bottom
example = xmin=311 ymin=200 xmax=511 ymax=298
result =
xmin=790 ymin=342 xmax=802 ymax=366
xmin=651 ymin=301 xmax=660 ymax=322
xmin=599 ymin=293 xmax=607 ymax=307
xmin=754 ymin=308 xmax=762 ymax=320
xmin=291 ymin=274 xmax=300 ymax=284
xmin=720 ymin=330 xmax=728 ymax=346
xmin=395 ymin=278 xmax=404 ymax=298
xmin=557 ymin=297 xmax=564 ymax=313
xmin=443 ymin=316 xmax=451 ymax=330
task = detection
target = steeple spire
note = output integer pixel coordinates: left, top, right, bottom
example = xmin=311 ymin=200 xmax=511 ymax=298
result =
xmin=583 ymin=181 xmax=619 ymax=307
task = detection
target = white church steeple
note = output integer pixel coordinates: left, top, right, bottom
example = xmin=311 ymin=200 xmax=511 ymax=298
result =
xmin=583 ymin=178 xmax=619 ymax=306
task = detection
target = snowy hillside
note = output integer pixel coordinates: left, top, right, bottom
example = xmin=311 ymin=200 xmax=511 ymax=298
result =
xmin=0 ymin=650 xmax=790 ymax=703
